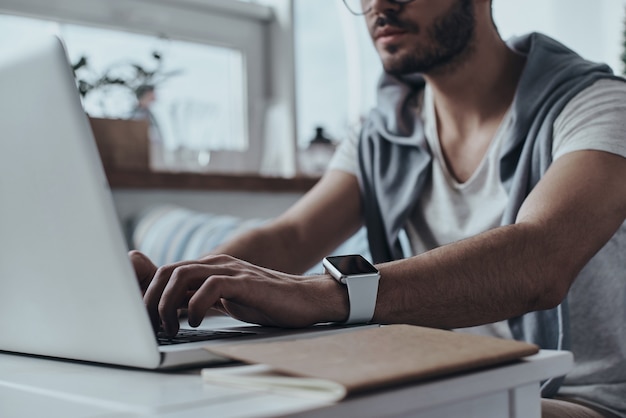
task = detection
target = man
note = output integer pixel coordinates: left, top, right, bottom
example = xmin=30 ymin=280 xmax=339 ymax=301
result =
xmin=131 ymin=0 xmax=626 ymax=416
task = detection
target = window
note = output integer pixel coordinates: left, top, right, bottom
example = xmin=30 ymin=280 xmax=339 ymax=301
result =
xmin=0 ymin=0 xmax=281 ymax=175
xmin=64 ymin=22 xmax=245 ymax=153
xmin=492 ymin=0 xmax=624 ymax=73
xmin=294 ymin=0 xmax=381 ymax=148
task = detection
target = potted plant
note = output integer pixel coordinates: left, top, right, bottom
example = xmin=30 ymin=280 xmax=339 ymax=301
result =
xmin=72 ymin=52 xmax=181 ymax=172
xmin=72 ymin=51 xmax=180 ymax=113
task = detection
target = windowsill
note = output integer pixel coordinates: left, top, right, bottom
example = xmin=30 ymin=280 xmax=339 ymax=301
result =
xmin=105 ymin=169 xmax=320 ymax=193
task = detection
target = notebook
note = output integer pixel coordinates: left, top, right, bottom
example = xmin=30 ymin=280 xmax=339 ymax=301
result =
xmin=201 ymin=324 xmax=540 ymax=400
xmin=0 ymin=35 xmax=371 ymax=370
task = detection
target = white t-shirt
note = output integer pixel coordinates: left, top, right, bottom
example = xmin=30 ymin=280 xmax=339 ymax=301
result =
xmin=328 ymin=78 xmax=626 ymax=338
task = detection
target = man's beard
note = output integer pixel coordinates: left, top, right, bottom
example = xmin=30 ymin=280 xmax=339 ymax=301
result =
xmin=382 ymin=0 xmax=475 ymax=75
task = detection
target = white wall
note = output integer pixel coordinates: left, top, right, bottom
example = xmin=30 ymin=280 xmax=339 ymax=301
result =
xmin=494 ymin=0 xmax=626 ymax=74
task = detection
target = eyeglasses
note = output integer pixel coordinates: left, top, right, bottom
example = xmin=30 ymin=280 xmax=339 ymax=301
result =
xmin=342 ymin=0 xmax=416 ymax=16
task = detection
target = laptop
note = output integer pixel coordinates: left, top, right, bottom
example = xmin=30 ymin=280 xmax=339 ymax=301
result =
xmin=0 ymin=36 xmax=370 ymax=370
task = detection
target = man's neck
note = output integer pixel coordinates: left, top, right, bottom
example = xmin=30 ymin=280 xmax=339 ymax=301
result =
xmin=419 ymin=29 xmax=527 ymax=183
xmin=424 ymin=30 xmax=526 ymax=140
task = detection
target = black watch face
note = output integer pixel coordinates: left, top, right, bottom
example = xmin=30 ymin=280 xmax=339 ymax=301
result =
xmin=325 ymin=255 xmax=377 ymax=275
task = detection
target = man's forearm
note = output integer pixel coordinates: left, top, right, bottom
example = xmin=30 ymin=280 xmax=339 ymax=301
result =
xmin=206 ymin=223 xmax=314 ymax=274
xmin=373 ymin=223 xmax=574 ymax=329
xmin=203 ymin=170 xmax=364 ymax=275
xmin=371 ymin=151 xmax=626 ymax=329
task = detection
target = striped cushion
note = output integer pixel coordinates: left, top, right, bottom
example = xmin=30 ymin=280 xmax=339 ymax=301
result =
xmin=130 ymin=205 xmax=371 ymax=274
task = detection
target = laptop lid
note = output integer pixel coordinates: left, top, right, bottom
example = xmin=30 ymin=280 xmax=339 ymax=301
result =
xmin=0 ymin=36 xmax=164 ymax=368
xmin=0 ymin=36 xmax=374 ymax=370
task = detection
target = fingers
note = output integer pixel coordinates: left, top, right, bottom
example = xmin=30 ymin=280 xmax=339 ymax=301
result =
xmin=158 ymin=265 xmax=218 ymax=336
xmin=188 ymin=275 xmax=280 ymax=328
xmin=144 ymin=255 xmax=234 ymax=336
xmin=187 ymin=275 xmax=233 ymax=327
xmin=128 ymin=250 xmax=158 ymax=294
xmin=143 ymin=260 xmax=193 ymax=333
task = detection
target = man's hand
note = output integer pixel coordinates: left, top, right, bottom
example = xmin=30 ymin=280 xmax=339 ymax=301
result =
xmin=140 ymin=254 xmax=349 ymax=337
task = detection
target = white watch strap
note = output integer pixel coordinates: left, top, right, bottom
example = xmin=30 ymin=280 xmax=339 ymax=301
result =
xmin=344 ymin=274 xmax=379 ymax=324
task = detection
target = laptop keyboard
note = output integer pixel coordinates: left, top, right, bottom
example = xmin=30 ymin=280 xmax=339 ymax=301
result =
xmin=157 ymin=328 xmax=257 ymax=345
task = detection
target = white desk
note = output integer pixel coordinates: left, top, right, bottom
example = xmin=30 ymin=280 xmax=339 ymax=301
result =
xmin=0 ymin=350 xmax=572 ymax=418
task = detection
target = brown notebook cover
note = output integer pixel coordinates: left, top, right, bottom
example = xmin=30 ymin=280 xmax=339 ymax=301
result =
xmin=203 ymin=324 xmax=539 ymax=397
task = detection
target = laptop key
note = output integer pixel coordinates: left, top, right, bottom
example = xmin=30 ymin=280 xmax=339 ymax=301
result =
xmin=156 ymin=328 xmax=257 ymax=345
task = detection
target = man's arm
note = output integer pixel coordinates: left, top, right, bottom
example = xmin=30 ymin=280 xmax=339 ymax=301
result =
xmin=144 ymin=150 xmax=625 ymax=335
xmin=373 ymin=150 xmax=626 ymax=327
xmin=208 ymin=169 xmax=363 ymax=273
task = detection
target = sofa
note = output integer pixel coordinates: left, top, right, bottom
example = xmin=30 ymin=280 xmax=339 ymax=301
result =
xmin=129 ymin=204 xmax=371 ymax=274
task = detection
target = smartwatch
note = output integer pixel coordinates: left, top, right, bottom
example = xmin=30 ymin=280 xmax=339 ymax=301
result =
xmin=322 ymin=254 xmax=380 ymax=324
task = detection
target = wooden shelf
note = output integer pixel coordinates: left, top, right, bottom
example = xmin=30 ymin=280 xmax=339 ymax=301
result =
xmin=89 ymin=118 xmax=318 ymax=193
xmin=105 ymin=169 xmax=320 ymax=193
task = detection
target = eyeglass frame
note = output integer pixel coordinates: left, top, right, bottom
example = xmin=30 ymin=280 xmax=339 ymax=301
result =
xmin=342 ymin=0 xmax=416 ymax=16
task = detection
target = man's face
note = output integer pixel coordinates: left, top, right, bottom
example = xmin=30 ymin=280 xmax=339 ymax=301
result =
xmin=365 ymin=0 xmax=475 ymax=75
